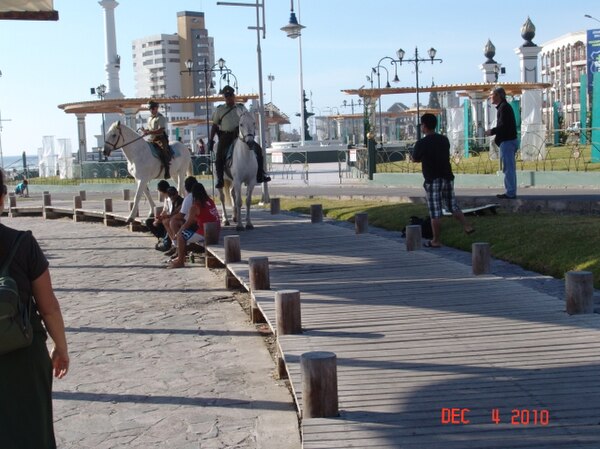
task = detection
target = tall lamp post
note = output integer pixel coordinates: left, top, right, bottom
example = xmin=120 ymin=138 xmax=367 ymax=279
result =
xmin=395 ymin=47 xmax=442 ymax=139
xmin=281 ymin=0 xmax=306 ymax=146
xmin=372 ymin=64 xmax=395 ymax=146
xmin=267 ymin=73 xmax=275 ymax=103
xmin=91 ymin=84 xmax=107 ymax=158
xmin=584 ymin=14 xmax=600 ymax=23
xmin=343 ymin=99 xmax=362 ymax=145
xmin=180 ymin=57 xmax=235 ymax=148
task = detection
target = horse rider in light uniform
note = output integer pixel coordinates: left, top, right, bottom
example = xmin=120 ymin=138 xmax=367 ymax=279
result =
xmin=208 ymin=85 xmax=271 ymax=189
xmin=142 ymin=100 xmax=171 ymax=179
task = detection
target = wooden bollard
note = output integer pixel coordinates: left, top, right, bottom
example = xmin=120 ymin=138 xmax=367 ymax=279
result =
xmin=104 ymin=198 xmax=113 ymax=213
xmin=123 ymin=189 xmax=131 ymax=201
xmin=203 ymin=222 xmax=219 ymax=245
xmin=249 ymin=257 xmax=270 ymax=290
xmin=270 ymin=198 xmax=281 ymax=215
xmin=310 ymin=204 xmax=323 ymax=223
xmin=472 ymin=242 xmax=491 ymax=275
xmin=301 ymin=351 xmax=339 ymax=418
xmin=8 ymin=193 xmax=16 ymax=208
xmin=224 ymin=235 xmax=241 ymax=263
xmin=275 ymin=290 xmax=302 ymax=335
xmin=79 ymin=190 xmax=86 ymax=201
xmin=566 ymin=271 xmax=594 ymax=314
xmin=43 ymin=192 xmax=52 ymax=206
xmin=73 ymin=195 xmax=82 ymax=209
xmin=405 ymin=225 xmax=422 ymax=251
xmin=355 ymin=213 xmax=368 ymax=234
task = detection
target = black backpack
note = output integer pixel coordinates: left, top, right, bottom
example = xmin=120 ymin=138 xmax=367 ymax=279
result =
xmin=0 ymin=232 xmax=34 ymax=355
xmin=401 ymin=216 xmax=433 ymax=240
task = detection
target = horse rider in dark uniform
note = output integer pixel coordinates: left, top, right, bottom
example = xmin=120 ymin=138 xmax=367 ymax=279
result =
xmin=208 ymin=85 xmax=271 ymax=189
xmin=143 ymin=100 xmax=171 ymax=179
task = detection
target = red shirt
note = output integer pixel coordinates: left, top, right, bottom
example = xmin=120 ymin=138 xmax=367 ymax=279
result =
xmin=195 ymin=198 xmax=220 ymax=235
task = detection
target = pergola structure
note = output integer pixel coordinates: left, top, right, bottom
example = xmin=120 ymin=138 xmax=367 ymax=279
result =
xmin=58 ymin=94 xmax=259 ymax=162
xmin=342 ymin=81 xmax=551 ymax=143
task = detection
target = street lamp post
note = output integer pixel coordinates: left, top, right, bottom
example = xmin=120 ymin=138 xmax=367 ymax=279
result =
xmin=372 ymin=64 xmax=395 ymax=146
xmin=92 ymin=84 xmax=107 ymax=153
xmin=180 ymin=57 xmax=235 ymax=150
xmin=395 ymin=47 xmax=442 ymax=139
xmin=584 ymin=14 xmax=600 ymax=24
xmin=342 ymin=99 xmax=362 ymax=145
xmin=281 ymin=0 xmax=306 ymax=146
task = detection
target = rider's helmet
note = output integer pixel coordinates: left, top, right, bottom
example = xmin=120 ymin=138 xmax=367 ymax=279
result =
xmin=221 ymin=85 xmax=235 ymax=97
xmin=148 ymin=100 xmax=159 ymax=109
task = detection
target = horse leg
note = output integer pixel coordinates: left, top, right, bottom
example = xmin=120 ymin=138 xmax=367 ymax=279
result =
xmin=231 ymin=184 xmax=238 ymax=224
xmin=234 ymin=182 xmax=244 ymax=231
xmin=127 ymin=179 xmax=147 ymax=223
xmin=245 ymin=184 xmax=255 ymax=230
xmin=142 ymin=184 xmax=156 ymax=217
xmin=218 ymin=188 xmax=230 ymax=226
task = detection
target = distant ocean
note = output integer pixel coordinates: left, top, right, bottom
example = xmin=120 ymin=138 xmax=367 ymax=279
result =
xmin=2 ymin=154 xmax=39 ymax=171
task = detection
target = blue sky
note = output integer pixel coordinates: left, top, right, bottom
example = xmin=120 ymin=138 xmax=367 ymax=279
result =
xmin=0 ymin=0 xmax=597 ymax=159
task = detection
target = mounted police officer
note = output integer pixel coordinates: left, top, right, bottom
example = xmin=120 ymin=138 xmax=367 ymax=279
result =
xmin=208 ymin=85 xmax=270 ymax=189
xmin=142 ymin=100 xmax=171 ymax=179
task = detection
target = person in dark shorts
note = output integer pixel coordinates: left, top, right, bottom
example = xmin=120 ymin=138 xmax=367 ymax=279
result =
xmin=412 ymin=113 xmax=474 ymax=247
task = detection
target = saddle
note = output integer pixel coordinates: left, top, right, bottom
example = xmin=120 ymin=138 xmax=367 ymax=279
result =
xmin=149 ymin=141 xmax=175 ymax=160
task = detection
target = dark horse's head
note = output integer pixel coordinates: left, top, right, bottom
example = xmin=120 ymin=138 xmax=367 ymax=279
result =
xmin=103 ymin=121 xmax=121 ymax=157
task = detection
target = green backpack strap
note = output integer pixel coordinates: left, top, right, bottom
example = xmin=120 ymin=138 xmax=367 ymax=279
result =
xmin=0 ymin=232 xmax=27 ymax=277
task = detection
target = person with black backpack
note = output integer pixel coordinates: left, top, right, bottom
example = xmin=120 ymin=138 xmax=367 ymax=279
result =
xmin=0 ymin=169 xmax=69 ymax=448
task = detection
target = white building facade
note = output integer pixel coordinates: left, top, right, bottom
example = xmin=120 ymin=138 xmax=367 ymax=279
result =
xmin=540 ymin=31 xmax=587 ymax=127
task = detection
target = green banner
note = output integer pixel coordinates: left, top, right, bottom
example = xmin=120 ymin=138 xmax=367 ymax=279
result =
xmin=592 ymin=76 xmax=600 ymax=163
xmin=580 ymin=73 xmax=588 ymax=145
xmin=463 ymin=99 xmax=470 ymax=158
xmin=511 ymin=99 xmax=521 ymax=144
xmin=553 ymin=101 xmax=561 ymax=145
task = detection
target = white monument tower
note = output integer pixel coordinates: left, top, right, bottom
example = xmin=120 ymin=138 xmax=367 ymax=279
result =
xmin=99 ymin=0 xmax=124 ymax=100
xmin=515 ymin=17 xmax=541 ymax=83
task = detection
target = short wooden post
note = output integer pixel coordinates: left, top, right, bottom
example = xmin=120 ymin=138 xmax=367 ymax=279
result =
xmin=42 ymin=192 xmax=51 ymax=206
xmin=275 ymin=290 xmax=302 ymax=335
xmin=79 ymin=190 xmax=86 ymax=201
xmin=104 ymin=198 xmax=113 ymax=213
xmin=270 ymin=198 xmax=281 ymax=215
xmin=224 ymin=235 xmax=241 ymax=263
xmin=8 ymin=193 xmax=16 ymax=208
xmin=472 ymin=242 xmax=491 ymax=275
xmin=123 ymin=189 xmax=131 ymax=201
xmin=301 ymin=351 xmax=339 ymax=418
xmin=405 ymin=225 xmax=422 ymax=251
xmin=310 ymin=204 xmax=323 ymax=223
xmin=249 ymin=257 xmax=270 ymax=290
xmin=566 ymin=271 xmax=594 ymax=314
xmin=203 ymin=222 xmax=219 ymax=245
xmin=73 ymin=195 xmax=82 ymax=209
xmin=355 ymin=213 xmax=368 ymax=234
xmin=249 ymin=257 xmax=269 ymax=324
xmin=128 ymin=201 xmax=138 ymax=217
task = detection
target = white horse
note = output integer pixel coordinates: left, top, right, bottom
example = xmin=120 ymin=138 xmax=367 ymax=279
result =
xmin=218 ymin=109 xmax=258 ymax=231
xmin=103 ymin=121 xmax=192 ymax=222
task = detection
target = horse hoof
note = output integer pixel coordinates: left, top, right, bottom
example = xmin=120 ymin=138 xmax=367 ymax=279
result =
xmin=224 ymin=220 xmax=230 ymax=226
xmin=245 ymin=224 xmax=254 ymax=230
xmin=236 ymin=225 xmax=245 ymax=231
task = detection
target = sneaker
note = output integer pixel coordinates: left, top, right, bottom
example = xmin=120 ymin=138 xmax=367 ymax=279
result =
xmin=164 ymin=247 xmax=177 ymax=257
xmin=496 ymin=193 xmax=517 ymax=199
xmin=155 ymin=238 xmax=172 ymax=252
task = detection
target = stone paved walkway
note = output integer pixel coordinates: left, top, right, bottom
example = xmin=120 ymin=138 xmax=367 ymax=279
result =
xmin=3 ymin=215 xmax=300 ymax=449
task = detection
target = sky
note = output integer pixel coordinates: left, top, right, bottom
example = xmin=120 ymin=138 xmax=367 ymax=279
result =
xmin=0 ymin=0 xmax=598 ymax=163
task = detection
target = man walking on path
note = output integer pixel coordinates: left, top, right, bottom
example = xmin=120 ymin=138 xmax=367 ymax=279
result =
xmin=412 ymin=113 xmax=474 ymax=248
xmin=2 ymin=215 xmax=299 ymax=449
xmin=486 ymin=86 xmax=519 ymax=199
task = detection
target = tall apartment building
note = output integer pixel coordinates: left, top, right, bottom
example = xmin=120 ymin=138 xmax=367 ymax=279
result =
xmin=131 ymin=11 xmax=215 ymax=140
xmin=540 ymin=31 xmax=587 ymax=127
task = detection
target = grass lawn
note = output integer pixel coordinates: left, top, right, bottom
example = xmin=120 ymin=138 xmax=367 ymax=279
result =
xmin=278 ymin=198 xmax=600 ymax=289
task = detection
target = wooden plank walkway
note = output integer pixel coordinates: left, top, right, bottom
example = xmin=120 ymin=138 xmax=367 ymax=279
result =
xmin=208 ymin=210 xmax=600 ymax=449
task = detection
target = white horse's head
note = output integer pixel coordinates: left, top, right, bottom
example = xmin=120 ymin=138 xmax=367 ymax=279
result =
xmin=103 ymin=121 xmax=122 ymax=157
xmin=237 ymin=110 xmax=256 ymax=144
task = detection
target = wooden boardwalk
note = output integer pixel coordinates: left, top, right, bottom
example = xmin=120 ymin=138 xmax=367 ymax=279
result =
xmin=209 ymin=210 xmax=600 ymax=449
xmin=7 ymin=193 xmax=600 ymax=447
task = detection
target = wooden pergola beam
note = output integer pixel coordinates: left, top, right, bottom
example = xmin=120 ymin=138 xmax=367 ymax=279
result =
xmin=0 ymin=11 xmax=58 ymax=20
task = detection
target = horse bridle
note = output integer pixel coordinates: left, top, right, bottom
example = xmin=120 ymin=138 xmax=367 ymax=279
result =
xmin=104 ymin=122 xmax=146 ymax=153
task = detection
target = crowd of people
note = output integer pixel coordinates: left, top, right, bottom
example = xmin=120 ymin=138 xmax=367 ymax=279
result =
xmin=146 ymin=176 xmax=221 ymax=269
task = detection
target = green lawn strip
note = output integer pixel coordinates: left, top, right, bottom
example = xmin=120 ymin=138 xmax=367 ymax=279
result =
xmin=281 ymin=198 xmax=600 ymax=289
